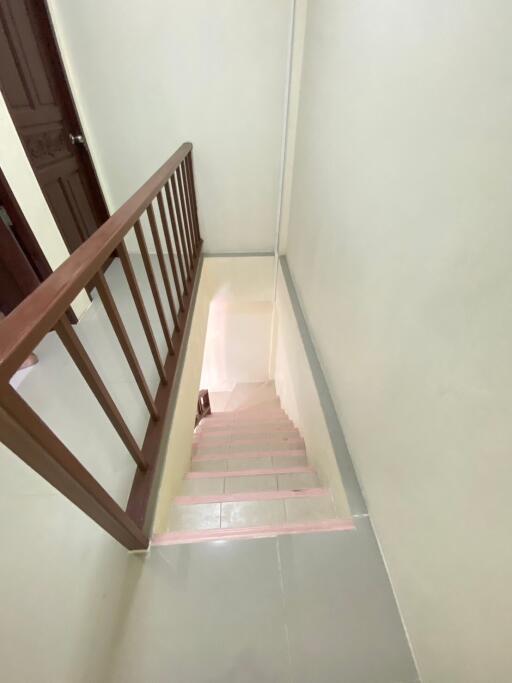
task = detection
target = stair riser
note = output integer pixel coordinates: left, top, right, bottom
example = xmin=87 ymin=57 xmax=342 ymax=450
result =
xmin=193 ymin=430 xmax=300 ymax=443
xmin=192 ymin=440 xmax=304 ymax=452
xmin=153 ymin=519 xmax=355 ymax=546
xmin=174 ymin=488 xmax=328 ymax=505
xmin=201 ymin=414 xmax=288 ymax=424
xmin=196 ymin=425 xmax=294 ymax=436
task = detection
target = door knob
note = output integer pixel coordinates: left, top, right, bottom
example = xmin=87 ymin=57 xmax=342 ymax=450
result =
xmin=69 ymin=133 xmax=85 ymax=145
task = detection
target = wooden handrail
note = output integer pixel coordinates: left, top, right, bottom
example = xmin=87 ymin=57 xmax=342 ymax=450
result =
xmin=0 ymin=142 xmax=191 ymax=382
xmin=0 ymin=142 xmax=202 ymax=549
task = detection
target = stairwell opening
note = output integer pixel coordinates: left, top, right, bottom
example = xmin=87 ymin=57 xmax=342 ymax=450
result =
xmin=152 ymin=255 xmax=353 ymax=544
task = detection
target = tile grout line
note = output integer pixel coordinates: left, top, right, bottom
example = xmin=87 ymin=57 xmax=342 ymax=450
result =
xmin=275 ymin=538 xmax=295 ymax=683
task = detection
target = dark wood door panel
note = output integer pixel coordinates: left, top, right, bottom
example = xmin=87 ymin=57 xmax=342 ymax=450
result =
xmin=0 ymin=0 xmax=108 ymax=254
xmin=45 ymin=176 xmax=90 ymax=252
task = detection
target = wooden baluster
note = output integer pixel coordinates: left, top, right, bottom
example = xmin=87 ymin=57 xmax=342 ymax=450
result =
xmin=133 ymin=219 xmax=175 ymax=353
xmin=182 ymin=159 xmax=197 ymax=257
xmin=186 ymin=151 xmax=201 ymax=244
xmin=93 ymin=270 xmax=159 ymax=421
xmin=146 ymin=203 xmax=180 ymax=331
xmin=164 ymin=181 xmax=188 ymax=295
xmin=0 ymin=385 xmax=148 ymax=550
xmin=156 ymin=190 xmax=184 ymax=312
xmin=170 ymin=173 xmax=191 ymax=279
xmin=177 ymin=164 xmax=194 ymax=268
xmin=117 ymin=241 xmax=167 ymax=384
xmin=56 ymin=316 xmax=147 ymax=470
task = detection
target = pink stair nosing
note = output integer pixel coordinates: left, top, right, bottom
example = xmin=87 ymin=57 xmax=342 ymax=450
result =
xmin=185 ymin=465 xmax=314 ymax=479
xmin=174 ymin=488 xmax=328 ymax=506
xmin=152 ymin=518 xmax=355 ymax=546
xmin=192 ymin=449 xmax=305 ymax=462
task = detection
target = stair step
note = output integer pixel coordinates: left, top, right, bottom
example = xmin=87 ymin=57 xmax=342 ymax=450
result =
xmin=192 ymin=449 xmax=305 ymax=462
xmin=197 ymin=424 xmax=293 ymax=434
xmin=174 ymin=488 xmax=328 ymax=505
xmin=185 ymin=465 xmax=314 ymax=479
xmin=193 ymin=430 xmax=300 ymax=443
xmin=193 ymin=440 xmax=303 ymax=452
xmin=202 ymin=414 xmax=287 ymax=425
xmin=153 ymin=518 xmax=355 ymax=546
xmin=210 ymin=407 xmax=283 ymax=416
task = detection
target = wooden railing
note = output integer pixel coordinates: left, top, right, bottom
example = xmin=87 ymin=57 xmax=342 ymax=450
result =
xmin=195 ymin=389 xmax=211 ymax=427
xmin=0 ymin=143 xmax=202 ymax=550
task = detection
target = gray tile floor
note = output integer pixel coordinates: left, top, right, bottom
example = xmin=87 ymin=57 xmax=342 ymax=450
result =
xmin=0 ymin=255 xmax=418 ymax=682
xmin=106 ymin=520 xmax=418 ymax=683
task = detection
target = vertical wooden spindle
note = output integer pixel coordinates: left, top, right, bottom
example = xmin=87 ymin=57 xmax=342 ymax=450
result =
xmin=93 ymin=270 xmax=159 ymax=421
xmin=56 ymin=316 xmax=147 ymax=469
xmin=164 ymin=181 xmax=188 ymax=295
xmin=186 ymin=151 xmax=201 ymax=244
xmin=133 ymin=220 xmax=175 ymax=353
xmin=146 ymin=203 xmax=180 ymax=331
xmin=117 ymin=241 xmax=167 ymax=384
xmin=177 ymin=164 xmax=194 ymax=267
xmin=170 ymin=173 xmax=192 ymax=279
xmin=156 ymin=190 xmax=184 ymax=312
xmin=182 ymin=159 xmax=197 ymax=256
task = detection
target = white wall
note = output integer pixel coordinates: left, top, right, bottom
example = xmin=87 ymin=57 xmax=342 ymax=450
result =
xmin=0 ymin=92 xmax=89 ymax=318
xmin=285 ymin=2 xmax=512 ymax=681
xmin=48 ymin=0 xmax=292 ymax=254
xmin=271 ymin=264 xmax=350 ymax=518
xmin=200 ymin=301 xmax=272 ymax=393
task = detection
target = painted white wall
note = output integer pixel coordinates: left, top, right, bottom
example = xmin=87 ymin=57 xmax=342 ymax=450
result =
xmin=154 ymin=255 xmax=274 ymax=531
xmin=285 ymin=2 xmax=512 ymax=681
xmin=270 ymin=264 xmax=350 ymax=518
xmin=0 ymin=92 xmax=89 ymax=318
xmin=47 ymin=0 xmax=292 ymax=254
xmin=200 ymin=301 xmax=272 ymax=393
xmin=276 ymin=0 xmax=308 ymax=256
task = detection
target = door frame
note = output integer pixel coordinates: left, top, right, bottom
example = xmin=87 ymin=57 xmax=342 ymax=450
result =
xmin=1 ymin=1 xmax=110 ymax=233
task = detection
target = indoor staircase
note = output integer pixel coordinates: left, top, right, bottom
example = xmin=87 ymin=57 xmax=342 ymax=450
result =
xmin=153 ymin=383 xmax=353 ymax=545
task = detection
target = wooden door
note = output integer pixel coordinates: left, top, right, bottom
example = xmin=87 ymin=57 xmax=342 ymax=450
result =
xmin=0 ymin=0 xmax=108 ymax=254
xmin=0 ymin=166 xmax=50 ymax=316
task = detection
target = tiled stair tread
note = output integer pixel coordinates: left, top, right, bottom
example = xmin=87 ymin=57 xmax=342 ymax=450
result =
xmin=193 ymin=437 xmax=303 ymax=448
xmin=155 ymin=384 xmax=353 ymax=545
xmin=197 ymin=421 xmax=294 ymax=432
xmin=192 ymin=443 xmax=305 ymax=456
xmin=181 ymin=471 xmax=321 ymax=496
xmin=174 ymin=488 xmax=329 ymax=505
xmin=200 ymin=414 xmax=288 ymax=424
xmin=196 ymin=422 xmax=294 ymax=432
xmin=192 ymin=449 xmax=305 ymax=462
xmin=210 ymin=406 xmax=283 ymax=415
xmin=167 ymin=495 xmax=341 ymax=533
xmin=152 ymin=519 xmax=355 ymax=546
xmin=190 ymin=455 xmax=308 ymax=473
xmin=197 ymin=415 xmax=292 ymax=425
xmin=193 ymin=430 xmax=300 ymax=442
xmin=194 ymin=437 xmax=304 ymax=448
xmin=186 ymin=465 xmax=315 ymax=479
